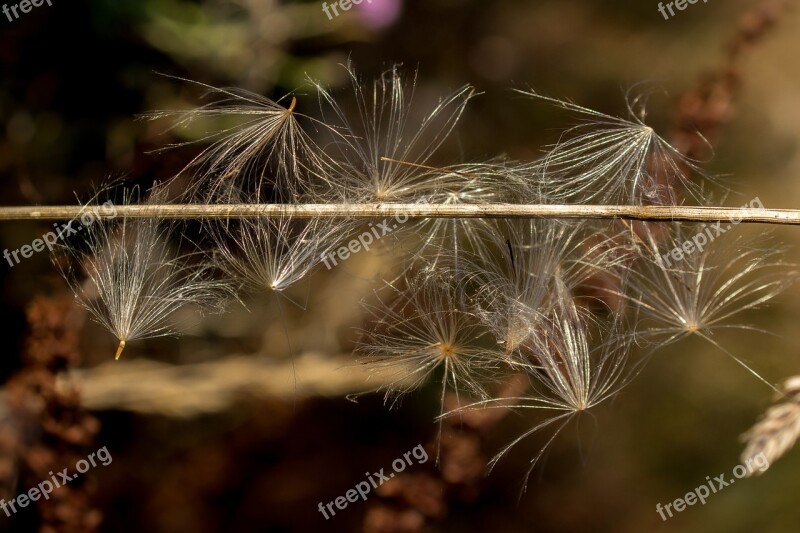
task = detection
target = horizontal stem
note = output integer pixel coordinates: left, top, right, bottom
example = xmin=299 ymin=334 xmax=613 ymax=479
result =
xmin=0 ymin=203 xmax=799 ymax=224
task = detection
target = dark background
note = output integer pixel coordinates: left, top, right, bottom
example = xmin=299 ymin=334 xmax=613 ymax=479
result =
xmin=1 ymin=0 xmax=799 ymax=532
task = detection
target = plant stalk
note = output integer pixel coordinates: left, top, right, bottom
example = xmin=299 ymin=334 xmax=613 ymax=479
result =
xmin=0 ymin=204 xmax=799 ymax=224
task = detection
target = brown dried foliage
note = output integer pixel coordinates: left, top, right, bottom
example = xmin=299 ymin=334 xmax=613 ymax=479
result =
xmin=0 ymin=295 xmax=102 ymax=533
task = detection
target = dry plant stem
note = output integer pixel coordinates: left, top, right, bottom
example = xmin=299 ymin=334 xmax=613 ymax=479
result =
xmin=2 ymin=204 xmax=800 ymax=224
xmin=49 ymin=352 xmax=402 ymax=417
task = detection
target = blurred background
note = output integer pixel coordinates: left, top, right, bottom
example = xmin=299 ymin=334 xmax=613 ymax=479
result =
xmin=1 ymin=0 xmax=799 ymax=531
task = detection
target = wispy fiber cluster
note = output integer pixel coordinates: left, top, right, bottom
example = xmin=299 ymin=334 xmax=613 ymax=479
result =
xmin=56 ymin=62 xmax=796 ymax=482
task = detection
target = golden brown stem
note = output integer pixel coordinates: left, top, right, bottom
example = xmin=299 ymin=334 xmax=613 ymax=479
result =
xmin=0 ymin=204 xmax=800 ymax=224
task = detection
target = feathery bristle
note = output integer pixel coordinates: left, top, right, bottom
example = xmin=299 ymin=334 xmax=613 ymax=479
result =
xmin=59 ymin=184 xmax=229 ymax=359
xmin=465 ymin=218 xmax=625 ymax=361
xmin=211 ymin=202 xmax=352 ymax=298
xmin=443 ymin=299 xmax=634 ymax=490
xmin=609 ymin=223 xmax=793 ymax=391
xmin=357 ymin=273 xmax=502 ymax=406
xmin=146 ymin=79 xmax=332 ymax=203
xmin=311 ymin=62 xmax=476 ymax=203
xmin=519 ymin=90 xmax=714 ymax=205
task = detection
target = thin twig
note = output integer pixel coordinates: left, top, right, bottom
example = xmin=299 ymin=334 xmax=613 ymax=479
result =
xmin=0 ymin=204 xmax=800 ymax=224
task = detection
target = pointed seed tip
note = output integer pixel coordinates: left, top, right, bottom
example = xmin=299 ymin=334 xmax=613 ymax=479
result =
xmin=115 ymin=339 xmax=126 ymax=360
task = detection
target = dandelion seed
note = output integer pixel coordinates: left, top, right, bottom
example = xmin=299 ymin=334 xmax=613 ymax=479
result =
xmin=357 ymin=273 xmax=504 ymax=460
xmin=614 ymin=224 xmax=794 ymax=390
xmin=59 ymin=184 xmax=228 ymax=359
xmin=519 ymin=90 xmax=714 ymax=204
xmin=357 ymin=273 xmax=501 ymax=404
xmin=311 ymin=62 xmax=476 ymax=202
xmin=409 ymin=160 xmax=529 ymax=268
xmin=444 ymin=299 xmax=633 ymax=490
xmin=211 ymin=194 xmax=352 ymax=300
xmin=467 ymin=219 xmax=625 ymax=360
xmin=369 ymin=158 xmax=527 ymax=271
xmin=146 ymin=79 xmax=332 ymax=202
